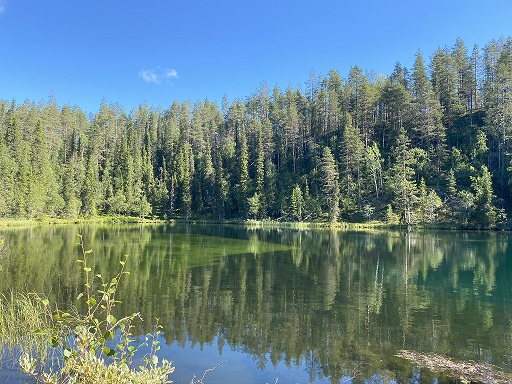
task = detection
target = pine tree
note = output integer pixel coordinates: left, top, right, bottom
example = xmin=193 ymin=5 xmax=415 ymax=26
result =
xmin=417 ymin=177 xmax=442 ymax=224
xmin=470 ymin=44 xmax=482 ymax=111
xmin=247 ymin=192 xmax=262 ymax=219
xmin=14 ymin=144 xmax=32 ymax=217
xmin=326 ymin=72 xmax=342 ymax=141
xmin=153 ymin=158 xmax=169 ymax=217
xmin=255 ymin=121 xmax=265 ymax=195
xmin=213 ymin=145 xmax=228 ymax=221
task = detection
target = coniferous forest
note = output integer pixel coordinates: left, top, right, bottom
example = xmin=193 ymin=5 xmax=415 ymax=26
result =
xmin=1 ymin=37 xmax=512 ymax=228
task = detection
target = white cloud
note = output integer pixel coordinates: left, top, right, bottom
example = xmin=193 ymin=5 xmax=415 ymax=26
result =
xmin=140 ymin=69 xmax=160 ymax=84
xmin=139 ymin=67 xmax=178 ymax=84
xmin=165 ymin=69 xmax=178 ymax=79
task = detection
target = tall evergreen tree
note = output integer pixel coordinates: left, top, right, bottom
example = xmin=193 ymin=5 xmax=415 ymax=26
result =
xmin=363 ymin=141 xmax=384 ymax=208
xmin=431 ymin=47 xmax=465 ymax=126
xmin=411 ymin=51 xmax=447 ymax=184
xmin=347 ymin=66 xmax=374 ymax=147
xmin=61 ymin=154 xmax=83 ymax=218
xmin=471 ymin=165 xmax=497 ymax=228
xmin=320 ymin=147 xmax=340 ymax=222
xmin=387 ymin=127 xmax=417 ymax=225
xmin=30 ymin=120 xmax=63 ymax=216
xmin=452 ymin=38 xmax=473 ymax=111
xmin=377 ymin=76 xmax=412 ymax=157
xmin=81 ymin=151 xmax=100 ymax=217
xmin=340 ymin=113 xmax=364 ymax=217
xmin=0 ymin=131 xmax=15 ymax=216
xmin=484 ymin=38 xmax=512 ymax=193
xmin=290 ymin=184 xmax=304 ymax=221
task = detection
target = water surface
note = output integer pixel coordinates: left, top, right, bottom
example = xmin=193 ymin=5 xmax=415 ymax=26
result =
xmin=1 ymin=224 xmax=511 ymax=383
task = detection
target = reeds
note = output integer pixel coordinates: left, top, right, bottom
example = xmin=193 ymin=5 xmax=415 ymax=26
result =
xmin=0 ymin=291 xmax=54 ymax=378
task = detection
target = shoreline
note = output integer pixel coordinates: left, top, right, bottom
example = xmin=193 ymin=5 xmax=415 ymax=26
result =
xmin=0 ymin=216 xmax=504 ymax=231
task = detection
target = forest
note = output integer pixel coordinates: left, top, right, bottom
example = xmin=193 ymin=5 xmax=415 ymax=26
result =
xmin=1 ymin=36 xmax=512 ymax=228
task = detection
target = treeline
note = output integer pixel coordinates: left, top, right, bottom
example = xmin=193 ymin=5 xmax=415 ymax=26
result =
xmin=1 ymin=37 xmax=512 ymax=228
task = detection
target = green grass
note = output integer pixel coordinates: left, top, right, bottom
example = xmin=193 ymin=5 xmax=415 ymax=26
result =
xmin=0 ymin=219 xmax=41 ymax=228
xmin=0 ymin=214 xmax=481 ymax=232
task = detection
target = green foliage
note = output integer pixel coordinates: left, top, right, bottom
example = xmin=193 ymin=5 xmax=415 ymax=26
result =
xmin=18 ymin=234 xmax=174 ymax=383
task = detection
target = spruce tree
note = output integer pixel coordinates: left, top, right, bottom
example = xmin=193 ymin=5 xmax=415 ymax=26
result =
xmin=471 ymin=165 xmax=497 ymax=228
xmin=387 ymin=127 xmax=417 ymax=225
xmin=320 ymin=147 xmax=340 ymax=222
xmin=340 ymin=113 xmax=364 ymax=217
xmin=290 ymin=184 xmax=304 ymax=221
xmin=0 ymin=132 xmax=15 ymax=216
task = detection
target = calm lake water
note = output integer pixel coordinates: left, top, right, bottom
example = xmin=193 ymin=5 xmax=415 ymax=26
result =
xmin=1 ymin=223 xmax=512 ymax=383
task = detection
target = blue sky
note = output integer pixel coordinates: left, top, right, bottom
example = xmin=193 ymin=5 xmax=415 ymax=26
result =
xmin=1 ymin=0 xmax=511 ymax=113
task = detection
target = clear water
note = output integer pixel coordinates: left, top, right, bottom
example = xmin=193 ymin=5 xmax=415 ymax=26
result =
xmin=1 ymin=224 xmax=511 ymax=383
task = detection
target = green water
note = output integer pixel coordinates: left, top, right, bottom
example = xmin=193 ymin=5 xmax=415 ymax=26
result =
xmin=1 ymin=224 xmax=512 ymax=383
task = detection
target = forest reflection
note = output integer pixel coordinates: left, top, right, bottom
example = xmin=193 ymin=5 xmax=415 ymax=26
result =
xmin=1 ymin=224 xmax=511 ymax=382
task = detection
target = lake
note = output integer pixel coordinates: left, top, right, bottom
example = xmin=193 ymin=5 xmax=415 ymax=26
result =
xmin=1 ymin=223 xmax=511 ymax=383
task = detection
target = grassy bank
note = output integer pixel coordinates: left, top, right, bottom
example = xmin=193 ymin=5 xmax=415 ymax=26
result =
xmin=0 ymin=215 xmax=167 ymax=228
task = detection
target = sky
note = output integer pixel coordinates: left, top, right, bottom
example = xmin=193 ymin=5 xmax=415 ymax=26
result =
xmin=0 ymin=0 xmax=511 ymax=114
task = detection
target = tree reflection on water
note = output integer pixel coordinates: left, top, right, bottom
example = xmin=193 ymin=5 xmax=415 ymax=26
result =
xmin=1 ymin=224 xmax=511 ymax=383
